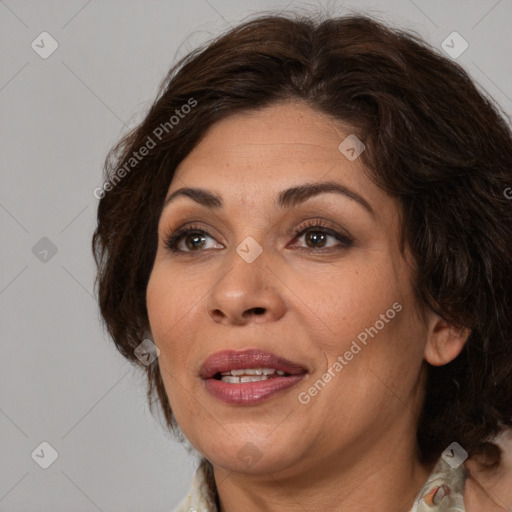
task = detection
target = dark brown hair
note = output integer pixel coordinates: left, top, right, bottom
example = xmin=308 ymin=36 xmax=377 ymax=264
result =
xmin=92 ymin=12 xmax=512 ymax=468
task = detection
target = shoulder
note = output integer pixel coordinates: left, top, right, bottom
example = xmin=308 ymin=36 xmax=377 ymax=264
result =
xmin=172 ymin=457 xmax=218 ymax=512
xmin=463 ymin=429 xmax=512 ymax=512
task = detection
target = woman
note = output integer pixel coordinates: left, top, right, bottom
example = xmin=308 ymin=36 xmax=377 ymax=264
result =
xmin=92 ymin=12 xmax=512 ymax=512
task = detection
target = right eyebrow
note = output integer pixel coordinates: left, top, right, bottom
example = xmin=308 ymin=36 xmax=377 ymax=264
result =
xmin=162 ymin=180 xmax=375 ymax=217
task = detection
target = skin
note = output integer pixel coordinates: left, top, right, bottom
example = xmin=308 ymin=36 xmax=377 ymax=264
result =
xmin=146 ymin=99 xmax=469 ymax=512
xmin=464 ymin=430 xmax=512 ymax=511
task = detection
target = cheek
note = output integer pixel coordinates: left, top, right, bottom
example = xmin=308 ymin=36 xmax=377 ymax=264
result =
xmin=146 ymin=266 xmax=210 ymax=376
xmin=146 ymin=266 xmax=192 ymax=334
xmin=146 ymin=274 xmax=196 ymax=420
xmin=310 ymin=308 xmax=425 ymax=432
xmin=291 ymin=260 xmax=403 ymax=355
xmin=146 ymin=269 xmax=189 ymax=368
xmin=300 ymin=258 xmax=424 ymax=397
xmin=146 ymin=274 xmax=169 ymax=341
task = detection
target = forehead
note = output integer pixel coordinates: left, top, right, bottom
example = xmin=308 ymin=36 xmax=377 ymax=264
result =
xmin=175 ymin=101 xmax=351 ymax=176
xmin=170 ymin=101 xmax=393 ymax=216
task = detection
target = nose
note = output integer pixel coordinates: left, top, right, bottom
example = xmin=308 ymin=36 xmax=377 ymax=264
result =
xmin=206 ymin=249 xmax=286 ymax=326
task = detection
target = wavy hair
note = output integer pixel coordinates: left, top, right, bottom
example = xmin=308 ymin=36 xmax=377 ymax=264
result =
xmin=92 ymin=12 xmax=512 ymax=468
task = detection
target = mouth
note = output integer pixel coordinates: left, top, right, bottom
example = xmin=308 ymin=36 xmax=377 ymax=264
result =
xmin=213 ymin=367 xmax=292 ymax=383
xmin=200 ymin=348 xmax=308 ymax=405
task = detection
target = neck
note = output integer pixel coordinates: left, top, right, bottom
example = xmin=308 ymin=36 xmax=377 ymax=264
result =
xmin=212 ymin=432 xmax=434 ymax=512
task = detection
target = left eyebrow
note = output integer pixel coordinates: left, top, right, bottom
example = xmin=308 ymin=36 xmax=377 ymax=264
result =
xmin=162 ymin=180 xmax=375 ymax=217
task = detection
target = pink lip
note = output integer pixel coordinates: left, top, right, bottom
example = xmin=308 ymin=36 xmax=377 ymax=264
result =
xmin=199 ymin=348 xmax=308 ymax=405
xmin=199 ymin=348 xmax=307 ymax=379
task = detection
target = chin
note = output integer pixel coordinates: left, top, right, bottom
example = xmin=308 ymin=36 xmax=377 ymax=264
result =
xmin=196 ymin=432 xmax=300 ymax=473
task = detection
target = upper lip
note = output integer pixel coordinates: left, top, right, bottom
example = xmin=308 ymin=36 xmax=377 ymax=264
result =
xmin=199 ymin=348 xmax=308 ymax=379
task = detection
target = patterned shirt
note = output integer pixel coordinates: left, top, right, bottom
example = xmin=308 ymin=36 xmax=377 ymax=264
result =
xmin=172 ymin=456 xmax=467 ymax=512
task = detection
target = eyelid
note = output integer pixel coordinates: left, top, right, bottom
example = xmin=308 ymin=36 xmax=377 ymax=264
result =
xmin=287 ymin=217 xmax=352 ymax=241
xmin=162 ymin=222 xmax=223 ymax=249
xmin=162 ymin=218 xmax=354 ymax=254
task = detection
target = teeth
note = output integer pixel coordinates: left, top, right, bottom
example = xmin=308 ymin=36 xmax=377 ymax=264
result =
xmin=241 ymin=375 xmax=268 ymax=383
xmin=218 ymin=368 xmax=290 ymax=383
xmin=220 ymin=375 xmax=270 ymax=383
xmin=219 ymin=367 xmax=282 ymax=377
xmin=221 ymin=376 xmax=239 ymax=383
xmin=232 ymin=369 xmax=257 ymax=376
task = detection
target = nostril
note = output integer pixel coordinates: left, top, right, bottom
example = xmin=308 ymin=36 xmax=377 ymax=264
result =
xmin=252 ymin=307 xmax=265 ymax=315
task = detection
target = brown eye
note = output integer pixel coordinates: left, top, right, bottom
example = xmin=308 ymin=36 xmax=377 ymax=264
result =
xmin=163 ymin=221 xmax=353 ymax=254
xmin=304 ymin=230 xmax=329 ymax=248
xmin=182 ymin=232 xmax=208 ymax=251
xmin=164 ymin=224 xmax=223 ymax=253
xmin=291 ymin=223 xmax=354 ymax=251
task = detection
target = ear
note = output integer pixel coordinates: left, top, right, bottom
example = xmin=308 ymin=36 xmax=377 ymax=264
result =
xmin=424 ymin=313 xmax=471 ymax=366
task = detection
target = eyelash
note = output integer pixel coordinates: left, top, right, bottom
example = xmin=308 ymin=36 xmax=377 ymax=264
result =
xmin=162 ymin=219 xmax=354 ymax=254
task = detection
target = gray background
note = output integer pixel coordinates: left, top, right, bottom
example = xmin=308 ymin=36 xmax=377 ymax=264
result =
xmin=1 ymin=0 xmax=511 ymax=511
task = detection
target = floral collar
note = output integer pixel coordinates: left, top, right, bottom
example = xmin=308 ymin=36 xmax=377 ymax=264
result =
xmin=410 ymin=456 xmax=467 ymax=511
xmin=172 ymin=455 xmax=467 ymax=512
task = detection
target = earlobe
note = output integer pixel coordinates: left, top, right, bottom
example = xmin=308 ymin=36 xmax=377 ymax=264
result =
xmin=424 ymin=315 xmax=471 ymax=366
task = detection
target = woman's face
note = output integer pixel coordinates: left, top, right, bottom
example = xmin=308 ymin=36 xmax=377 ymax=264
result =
xmin=146 ymin=100 xmax=432 ymax=476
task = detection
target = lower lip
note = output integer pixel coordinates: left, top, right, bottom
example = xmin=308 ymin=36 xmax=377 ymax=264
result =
xmin=203 ymin=374 xmax=307 ymax=405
